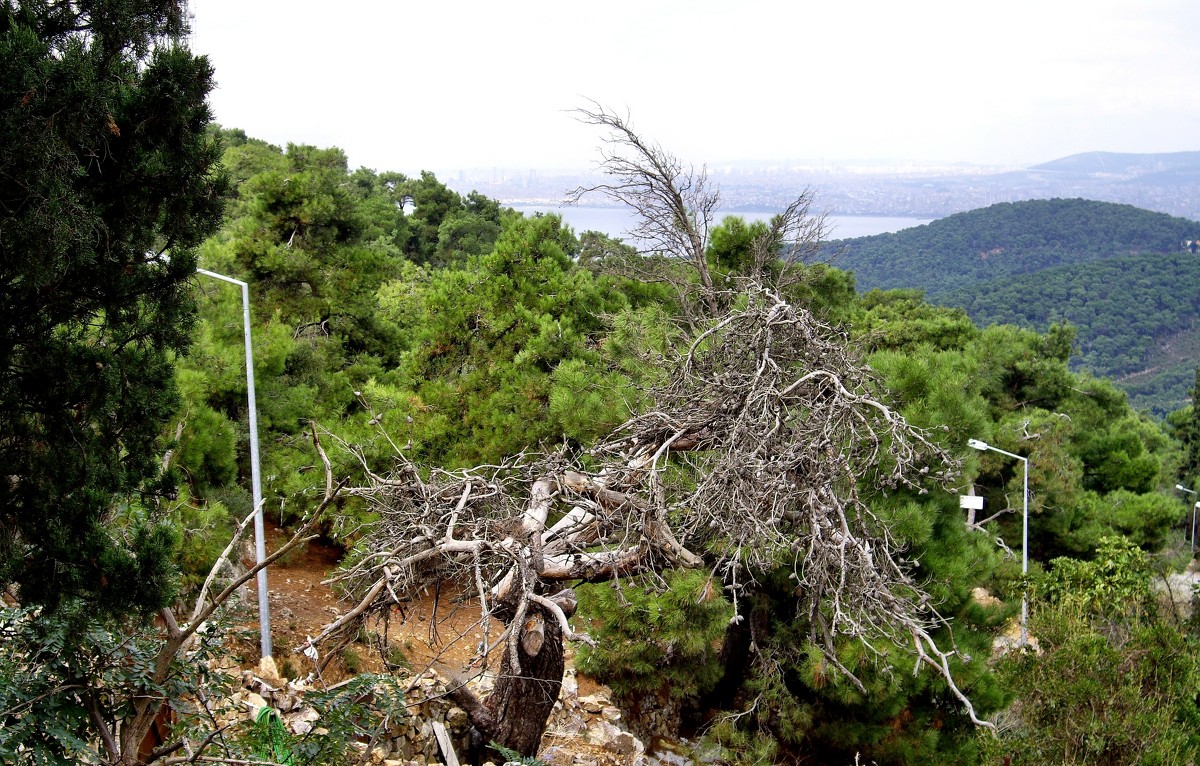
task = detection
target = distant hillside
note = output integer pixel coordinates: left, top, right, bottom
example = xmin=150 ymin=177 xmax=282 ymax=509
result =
xmin=826 ymin=198 xmax=1200 ymax=414
xmin=1030 ymin=151 xmax=1200 ymax=177
xmin=829 ymin=198 xmax=1200 ymax=300
xmin=1120 ymin=326 xmax=1200 ymax=415
xmin=939 ymin=252 xmax=1200 ymax=415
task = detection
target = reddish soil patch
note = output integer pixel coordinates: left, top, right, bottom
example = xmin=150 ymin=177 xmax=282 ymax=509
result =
xmin=242 ymin=524 xmax=580 ymax=687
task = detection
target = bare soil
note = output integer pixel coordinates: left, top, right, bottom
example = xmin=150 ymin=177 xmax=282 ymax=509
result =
xmin=240 ymin=525 xmax=603 ymax=698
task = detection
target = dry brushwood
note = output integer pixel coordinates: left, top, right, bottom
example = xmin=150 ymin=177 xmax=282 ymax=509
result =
xmin=567 ymin=102 xmax=829 ymax=326
xmin=567 ymin=101 xmax=720 ymax=312
xmin=308 ymin=285 xmax=992 ymax=754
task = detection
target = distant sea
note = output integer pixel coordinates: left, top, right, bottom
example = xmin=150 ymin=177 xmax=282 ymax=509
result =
xmin=509 ymin=205 xmax=933 ymax=241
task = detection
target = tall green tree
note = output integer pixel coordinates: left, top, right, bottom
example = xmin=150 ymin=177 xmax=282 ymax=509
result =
xmin=0 ymin=0 xmax=226 ymax=615
xmin=376 ymin=213 xmax=636 ymax=466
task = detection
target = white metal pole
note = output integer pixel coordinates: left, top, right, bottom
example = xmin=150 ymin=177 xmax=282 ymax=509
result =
xmin=1175 ymin=485 xmax=1197 ymax=555
xmin=969 ymin=439 xmax=1029 ymax=646
xmin=1190 ymin=501 xmax=1196 ymax=552
xmin=197 ymin=268 xmax=271 ymax=659
xmin=1020 ymin=454 xmax=1028 ymax=646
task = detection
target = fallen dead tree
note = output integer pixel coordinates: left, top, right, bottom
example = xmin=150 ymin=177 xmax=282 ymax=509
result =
xmin=307 ymin=286 xmax=992 ymax=756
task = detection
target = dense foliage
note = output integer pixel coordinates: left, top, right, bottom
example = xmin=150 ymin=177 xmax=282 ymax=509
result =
xmin=577 ymin=571 xmax=732 ymax=707
xmin=941 ymin=251 xmax=1200 ymax=414
xmin=830 ymin=198 xmax=1198 ymax=298
xmin=157 ymin=139 xmax=1191 ymax=764
xmin=690 ymin=281 xmax=1181 ymax=763
xmin=984 ymin=537 xmax=1200 ymax=764
xmin=175 ymin=140 xmax=662 ymax=546
xmin=827 ymin=198 xmax=1200 ymax=414
xmin=0 ymin=0 xmax=225 ymax=615
xmin=5 ymin=48 xmax=1196 ymax=758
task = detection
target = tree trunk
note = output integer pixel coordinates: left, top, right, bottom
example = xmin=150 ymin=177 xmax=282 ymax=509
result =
xmin=446 ymin=594 xmax=570 ymax=758
xmin=696 ymin=593 xmax=769 ymax=721
xmin=483 ymin=611 xmax=565 ymax=756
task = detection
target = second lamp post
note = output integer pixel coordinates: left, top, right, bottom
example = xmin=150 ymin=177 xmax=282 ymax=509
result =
xmin=968 ymin=438 xmax=1029 ymax=646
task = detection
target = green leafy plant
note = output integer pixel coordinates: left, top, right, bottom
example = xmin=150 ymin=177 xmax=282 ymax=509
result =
xmin=0 ymin=601 xmax=238 ymax=765
xmin=249 ymin=708 xmax=295 ymax=765
xmin=1039 ymin=535 xmax=1156 ymax=618
xmin=289 ymin=675 xmax=408 ymax=766
xmin=489 ymin=740 xmax=550 ymax=766
xmin=985 ymin=536 xmax=1200 ymax=764
xmin=985 ymin=608 xmax=1200 ymax=765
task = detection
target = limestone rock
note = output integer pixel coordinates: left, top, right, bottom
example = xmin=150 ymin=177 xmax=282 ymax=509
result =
xmin=589 ymin=721 xmax=644 ymax=757
xmin=286 ymin=706 xmax=319 ymax=736
xmin=241 ymin=691 xmax=269 ymax=716
xmin=257 ymin=655 xmax=285 ymax=688
xmin=275 ymin=690 xmax=302 ymax=712
xmin=446 ymin=705 xmax=468 ymax=729
xmin=991 ymin=618 xmax=1042 ymax=657
xmin=578 ymin=694 xmax=606 ymax=713
xmin=971 ymin=587 xmax=1003 ymax=609
xmin=607 ymin=730 xmax=639 ymax=756
xmin=651 ymin=748 xmax=695 ymax=766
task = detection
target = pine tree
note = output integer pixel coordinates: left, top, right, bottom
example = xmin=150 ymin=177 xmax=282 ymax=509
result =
xmin=0 ymin=0 xmax=226 ymax=615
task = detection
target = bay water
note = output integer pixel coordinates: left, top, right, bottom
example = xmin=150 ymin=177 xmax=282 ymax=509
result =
xmin=509 ymin=205 xmax=931 ymax=241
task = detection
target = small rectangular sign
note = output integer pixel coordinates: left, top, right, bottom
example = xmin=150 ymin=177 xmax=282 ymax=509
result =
xmin=959 ymin=495 xmax=984 ymax=511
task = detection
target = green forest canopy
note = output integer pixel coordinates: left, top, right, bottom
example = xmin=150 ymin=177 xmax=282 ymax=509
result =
xmin=4 ymin=30 xmax=1200 ymax=755
xmin=164 ymin=135 xmax=1197 ymax=763
xmin=826 ymin=198 xmax=1200 ymax=414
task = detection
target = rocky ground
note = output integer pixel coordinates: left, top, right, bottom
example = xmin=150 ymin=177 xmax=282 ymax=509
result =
xmin=230 ymin=526 xmax=706 ymax=765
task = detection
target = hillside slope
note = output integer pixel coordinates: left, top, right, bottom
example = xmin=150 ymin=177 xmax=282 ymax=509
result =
xmin=1030 ymin=151 xmax=1200 ymax=178
xmin=826 ymin=199 xmax=1200 ymax=413
xmin=830 ymin=198 xmax=1199 ymax=299
xmin=940 ymin=252 xmax=1200 ymax=414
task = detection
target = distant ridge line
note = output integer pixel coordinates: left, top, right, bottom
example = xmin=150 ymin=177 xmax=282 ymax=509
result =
xmin=1030 ymin=151 xmax=1200 ymax=175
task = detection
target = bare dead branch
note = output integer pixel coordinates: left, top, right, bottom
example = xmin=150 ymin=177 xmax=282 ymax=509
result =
xmin=188 ymin=504 xmax=258 ymax=626
xmin=529 ymin=592 xmax=594 ymax=647
xmin=568 ymin=101 xmax=831 ymax=331
xmin=568 ymin=101 xmax=720 ymax=319
xmin=317 ymin=284 xmax=993 ymax=732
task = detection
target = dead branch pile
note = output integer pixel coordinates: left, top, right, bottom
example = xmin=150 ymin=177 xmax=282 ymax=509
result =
xmin=311 ymin=285 xmax=990 ymax=729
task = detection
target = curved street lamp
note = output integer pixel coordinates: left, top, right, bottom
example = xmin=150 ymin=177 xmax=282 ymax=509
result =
xmin=197 ymin=268 xmax=271 ymax=659
xmin=1175 ymin=484 xmax=1199 ymax=555
xmin=969 ymin=438 xmax=1029 ymax=646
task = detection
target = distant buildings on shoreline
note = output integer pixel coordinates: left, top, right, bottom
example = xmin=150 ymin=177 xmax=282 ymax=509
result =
xmin=444 ymin=154 xmax=1200 ymax=221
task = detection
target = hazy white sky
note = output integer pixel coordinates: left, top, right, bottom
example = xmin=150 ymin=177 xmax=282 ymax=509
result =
xmin=190 ymin=0 xmax=1200 ymax=175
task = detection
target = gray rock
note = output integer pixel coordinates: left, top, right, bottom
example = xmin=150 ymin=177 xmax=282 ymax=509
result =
xmin=578 ymin=694 xmax=606 ymax=713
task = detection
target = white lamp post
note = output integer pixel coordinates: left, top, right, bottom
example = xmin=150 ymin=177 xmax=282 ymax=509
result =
xmin=1174 ymin=484 xmax=1199 ymax=555
xmin=197 ymin=268 xmax=271 ymax=659
xmin=969 ymin=438 xmax=1029 ymax=646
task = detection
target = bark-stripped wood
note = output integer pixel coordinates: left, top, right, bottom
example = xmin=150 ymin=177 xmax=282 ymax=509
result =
xmin=311 ymin=286 xmax=992 ymax=755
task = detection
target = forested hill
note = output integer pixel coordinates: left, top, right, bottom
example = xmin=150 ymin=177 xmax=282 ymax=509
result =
xmin=825 ymin=198 xmax=1200 ymax=415
xmin=828 ymin=198 xmax=1200 ymax=299
xmin=940 ymin=252 xmax=1200 ymax=414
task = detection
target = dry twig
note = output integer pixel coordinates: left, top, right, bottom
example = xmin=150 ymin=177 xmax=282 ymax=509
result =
xmin=316 ymin=286 xmax=992 ymax=738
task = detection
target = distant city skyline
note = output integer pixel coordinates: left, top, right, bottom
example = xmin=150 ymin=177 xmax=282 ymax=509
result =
xmin=191 ymin=0 xmax=1200 ymax=177
xmin=436 ymin=151 xmax=1200 ymax=221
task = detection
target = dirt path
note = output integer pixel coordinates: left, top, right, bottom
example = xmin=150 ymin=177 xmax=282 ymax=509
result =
xmin=242 ymin=526 xmax=601 ymax=698
xmin=239 ymin=527 xmax=479 ymax=680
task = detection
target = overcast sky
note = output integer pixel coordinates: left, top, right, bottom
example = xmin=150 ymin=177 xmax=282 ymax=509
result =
xmin=190 ymin=0 xmax=1200 ymax=176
